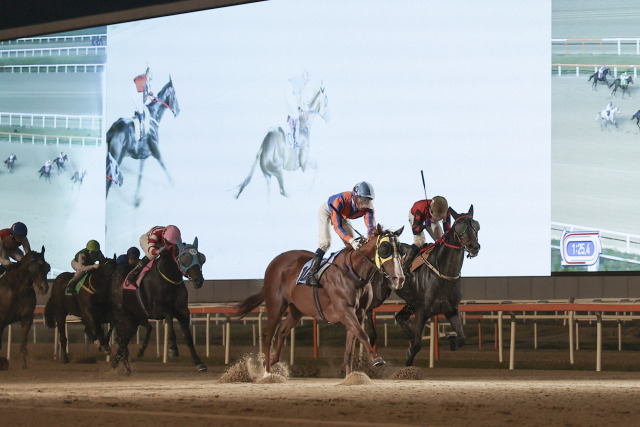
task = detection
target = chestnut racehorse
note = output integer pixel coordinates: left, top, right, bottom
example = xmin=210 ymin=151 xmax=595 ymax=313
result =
xmin=234 ymin=224 xmax=404 ymax=377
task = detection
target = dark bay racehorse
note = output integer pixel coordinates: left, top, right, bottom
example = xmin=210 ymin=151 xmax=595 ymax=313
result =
xmin=4 ymin=155 xmax=16 ymax=173
xmin=110 ymin=238 xmax=206 ymax=374
xmin=609 ymin=76 xmax=634 ymax=98
xmin=0 ymin=249 xmax=50 ymax=368
xmin=71 ymin=170 xmax=87 ymax=187
xmin=235 ymin=85 xmax=329 ymax=198
xmin=38 ymin=164 xmax=51 ymax=182
xmin=44 ymin=257 xmax=117 ymax=363
xmin=588 ymin=68 xmax=610 ymax=91
xmin=234 ymin=225 xmax=405 ymax=377
xmin=366 ymin=206 xmax=480 ymax=366
xmin=106 ymin=78 xmax=180 ymax=207
xmin=53 ymin=154 xmax=68 ymax=174
xmin=631 ymin=110 xmax=640 ymax=129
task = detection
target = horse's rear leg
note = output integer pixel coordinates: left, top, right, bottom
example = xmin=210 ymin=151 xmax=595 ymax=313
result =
xmin=19 ymin=316 xmax=33 ymax=369
xmin=271 ymin=305 xmax=303 ymax=367
xmin=263 ymin=303 xmax=287 ymax=376
xmin=165 ymin=317 xmax=179 ymax=358
xmin=174 ymin=311 xmax=206 ymax=372
xmin=55 ymin=316 xmax=70 ymax=364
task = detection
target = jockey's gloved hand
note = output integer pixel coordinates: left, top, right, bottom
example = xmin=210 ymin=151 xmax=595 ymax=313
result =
xmin=349 ymin=237 xmax=361 ymax=250
xmin=424 ymin=219 xmax=431 ymax=227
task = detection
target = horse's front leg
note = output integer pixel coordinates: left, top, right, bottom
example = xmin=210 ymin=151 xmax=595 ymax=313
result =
xmin=405 ymin=307 xmax=429 ymax=367
xmin=147 ymin=136 xmax=173 ymax=185
xmin=337 ymin=306 xmax=383 ymax=367
xmin=444 ymin=306 xmax=466 ymax=351
xmin=134 ymin=159 xmax=146 ymax=208
xmin=137 ymin=322 xmax=153 ymax=358
xmin=365 ymin=308 xmax=377 ymax=348
xmin=164 ymin=316 xmax=179 ymax=358
xmin=19 ymin=316 xmax=33 ymax=369
xmin=173 ymin=310 xmax=207 ymax=372
xmin=344 ymin=329 xmax=358 ymax=377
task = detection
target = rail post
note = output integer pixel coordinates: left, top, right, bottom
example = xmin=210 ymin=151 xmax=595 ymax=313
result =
xmin=596 ymin=314 xmax=602 ymax=372
xmin=509 ymin=314 xmax=516 ymax=370
xmin=498 ymin=311 xmax=504 ymax=363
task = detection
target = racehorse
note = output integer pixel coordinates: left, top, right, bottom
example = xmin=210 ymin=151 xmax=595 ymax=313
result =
xmin=366 ymin=206 xmax=480 ymax=366
xmin=106 ymin=78 xmax=180 ymax=207
xmin=631 ymin=110 xmax=640 ymax=129
xmin=44 ymin=257 xmax=118 ymax=363
xmin=234 ymin=225 xmax=405 ymax=377
xmin=234 ymin=85 xmax=330 ymax=198
xmin=588 ymin=68 xmax=610 ymax=91
xmin=609 ymin=76 xmax=634 ymax=99
xmin=53 ymin=154 xmax=68 ymax=174
xmin=597 ymin=106 xmax=620 ymax=130
xmin=71 ymin=170 xmax=87 ymax=187
xmin=38 ymin=165 xmax=51 ymax=182
xmin=4 ymin=155 xmax=16 ymax=173
xmin=110 ymin=238 xmax=207 ymax=374
xmin=0 ymin=249 xmax=50 ymax=368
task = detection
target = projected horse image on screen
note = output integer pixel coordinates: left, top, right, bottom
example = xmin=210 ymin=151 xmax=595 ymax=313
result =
xmin=106 ymin=77 xmax=180 ymax=207
xmin=234 ymin=83 xmax=329 ymax=198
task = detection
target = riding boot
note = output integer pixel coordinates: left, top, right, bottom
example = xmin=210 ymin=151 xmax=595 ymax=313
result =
xmin=127 ymin=259 xmax=148 ymax=287
xmin=307 ymin=249 xmax=325 ymax=288
xmin=66 ymin=278 xmax=79 ymax=295
xmin=402 ymin=244 xmax=420 ymax=276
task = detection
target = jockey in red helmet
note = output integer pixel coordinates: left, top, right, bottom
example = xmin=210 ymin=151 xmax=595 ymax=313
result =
xmin=0 ymin=222 xmax=31 ymax=270
xmin=307 ymin=181 xmax=376 ymax=287
xmin=127 ymin=225 xmax=182 ymax=286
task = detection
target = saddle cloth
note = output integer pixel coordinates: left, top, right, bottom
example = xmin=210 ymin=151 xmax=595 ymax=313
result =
xmin=410 ymin=245 xmax=437 ymax=272
xmin=296 ymin=251 xmax=340 ymax=286
xmin=123 ymin=258 xmax=156 ymax=291
xmin=64 ymin=272 xmax=91 ymax=296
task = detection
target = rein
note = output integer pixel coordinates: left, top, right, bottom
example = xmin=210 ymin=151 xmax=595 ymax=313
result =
xmin=149 ymin=86 xmax=175 ymax=112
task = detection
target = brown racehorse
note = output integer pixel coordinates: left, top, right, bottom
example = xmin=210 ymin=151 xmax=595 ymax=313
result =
xmin=0 ymin=248 xmax=50 ymax=369
xmin=234 ymin=224 xmax=405 ymax=377
xmin=45 ymin=257 xmax=117 ymax=363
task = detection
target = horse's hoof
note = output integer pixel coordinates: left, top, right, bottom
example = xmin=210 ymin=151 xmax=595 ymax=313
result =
xmin=196 ymin=364 xmax=207 ymax=372
xmin=168 ymin=349 xmax=179 ymax=358
xmin=137 ymin=350 xmax=145 ymax=358
xmin=372 ymin=357 xmax=386 ymax=367
xmin=447 ymin=335 xmax=457 ymax=351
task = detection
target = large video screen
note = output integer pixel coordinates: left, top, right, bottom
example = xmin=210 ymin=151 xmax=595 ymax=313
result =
xmin=0 ymin=0 xmax=551 ymax=279
xmin=552 ymin=1 xmax=640 ymax=272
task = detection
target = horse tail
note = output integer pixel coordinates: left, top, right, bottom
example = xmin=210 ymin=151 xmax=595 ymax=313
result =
xmin=234 ymin=146 xmax=263 ymax=199
xmin=232 ymin=289 xmax=264 ymax=319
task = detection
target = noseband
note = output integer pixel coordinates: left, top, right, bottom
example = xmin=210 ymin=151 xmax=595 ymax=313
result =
xmin=346 ymin=232 xmax=401 ymax=285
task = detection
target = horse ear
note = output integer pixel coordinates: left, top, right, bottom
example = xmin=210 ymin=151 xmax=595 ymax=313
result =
xmin=193 ymin=237 xmax=198 ymax=249
xmin=394 ymin=226 xmax=404 ymax=236
xmin=176 ymin=238 xmax=184 ymax=251
xmin=41 ymin=245 xmax=45 ymax=255
xmin=449 ymin=206 xmax=459 ymax=219
xmin=468 ymin=204 xmax=474 ymax=217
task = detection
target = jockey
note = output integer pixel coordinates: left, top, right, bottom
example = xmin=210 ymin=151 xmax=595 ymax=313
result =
xmin=127 ymin=225 xmax=182 ymax=286
xmin=606 ymin=102 xmax=614 ymax=116
xmin=8 ymin=153 xmax=15 ymax=162
xmin=286 ymin=70 xmax=309 ymax=147
xmin=58 ymin=151 xmax=65 ymax=162
xmin=66 ymin=240 xmax=105 ymax=295
xmin=133 ymin=66 xmax=153 ymax=140
xmin=307 ymin=182 xmax=376 ymax=287
xmin=402 ymin=196 xmax=451 ymax=272
xmin=44 ymin=159 xmax=51 ymax=172
xmin=0 ymin=222 xmax=31 ymax=269
xmin=621 ymin=72 xmax=630 ymax=86
xmin=116 ymin=247 xmax=141 ymax=267
xmin=599 ymin=64 xmax=606 ymax=78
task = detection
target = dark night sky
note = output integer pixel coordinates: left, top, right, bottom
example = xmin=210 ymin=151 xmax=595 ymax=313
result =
xmin=0 ymin=1 xmax=183 ymax=32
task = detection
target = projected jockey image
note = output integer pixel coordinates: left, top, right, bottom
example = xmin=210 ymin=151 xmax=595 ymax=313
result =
xmin=234 ymin=72 xmax=330 ymax=199
xmin=105 ymin=71 xmax=180 ymax=207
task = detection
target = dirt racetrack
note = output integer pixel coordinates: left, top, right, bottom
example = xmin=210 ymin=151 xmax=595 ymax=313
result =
xmin=2 ymin=351 xmax=640 ymax=427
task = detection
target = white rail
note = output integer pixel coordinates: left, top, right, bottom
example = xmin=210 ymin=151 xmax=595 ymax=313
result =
xmin=552 ymin=63 xmax=638 ymax=79
xmin=0 ymin=63 xmax=105 ymax=73
xmin=552 ymin=37 xmax=640 ymax=55
xmin=0 ymin=132 xmax=102 ymax=147
xmin=0 ymin=111 xmax=102 ymax=131
xmin=0 ymin=46 xmax=105 ymax=58
xmin=0 ymin=34 xmax=106 ymax=46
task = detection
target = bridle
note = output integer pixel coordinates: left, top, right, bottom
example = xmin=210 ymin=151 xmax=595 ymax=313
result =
xmin=343 ymin=231 xmax=402 ymax=286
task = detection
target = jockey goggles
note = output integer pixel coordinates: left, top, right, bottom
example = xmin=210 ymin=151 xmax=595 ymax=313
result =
xmin=375 ymin=233 xmax=400 ymax=268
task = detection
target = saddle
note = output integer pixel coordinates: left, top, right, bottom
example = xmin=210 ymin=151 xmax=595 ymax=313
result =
xmin=64 ymin=272 xmax=93 ymax=296
xmin=122 ymin=258 xmax=156 ymax=291
xmin=410 ymin=245 xmax=437 ymax=272
xmin=296 ymin=251 xmax=340 ymax=287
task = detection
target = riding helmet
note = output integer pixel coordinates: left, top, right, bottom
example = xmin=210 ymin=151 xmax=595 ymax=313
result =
xmin=127 ymin=246 xmax=141 ymax=257
xmin=86 ymin=240 xmax=101 ymax=251
xmin=162 ymin=225 xmax=182 ymax=245
xmin=11 ymin=222 xmax=27 ymax=236
xmin=353 ymin=181 xmax=375 ymax=199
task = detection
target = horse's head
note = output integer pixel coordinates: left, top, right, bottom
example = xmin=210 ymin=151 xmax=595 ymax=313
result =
xmin=359 ymin=224 xmax=405 ymax=291
xmin=448 ymin=205 xmax=481 ymax=258
xmin=21 ymin=246 xmax=51 ymax=295
xmin=304 ymin=84 xmax=330 ymax=124
xmin=174 ymin=237 xmax=206 ymax=289
xmin=93 ymin=257 xmax=117 ymax=287
xmin=157 ymin=77 xmax=180 ymax=118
